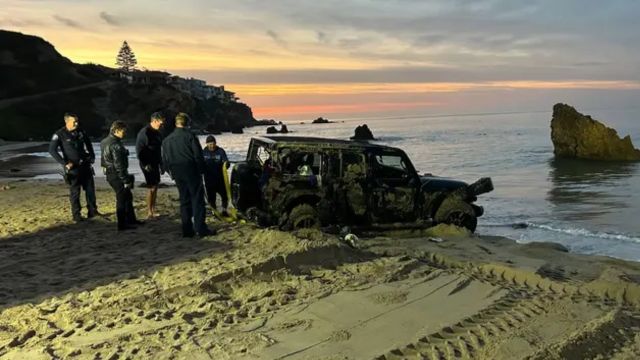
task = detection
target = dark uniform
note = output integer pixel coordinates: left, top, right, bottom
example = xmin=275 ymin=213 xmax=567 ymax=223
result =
xmin=48 ymin=127 xmax=98 ymax=221
xmin=101 ymin=134 xmax=138 ymax=229
xmin=135 ymin=124 xmax=163 ymax=186
xmin=203 ymin=146 xmax=229 ymax=210
xmin=161 ymin=128 xmax=212 ymax=237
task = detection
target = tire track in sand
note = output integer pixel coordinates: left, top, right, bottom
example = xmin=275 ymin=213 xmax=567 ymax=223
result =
xmin=373 ymin=251 xmax=640 ymax=360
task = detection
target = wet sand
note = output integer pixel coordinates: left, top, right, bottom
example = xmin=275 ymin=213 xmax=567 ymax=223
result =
xmin=1 ymin=179 xmax=640 ymax=359
xmin=0 ymin=142 xmax=59 ymax=178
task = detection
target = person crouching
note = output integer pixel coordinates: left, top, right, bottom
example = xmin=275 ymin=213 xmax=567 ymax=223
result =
xmin=101 ymin=121 xmax=143 ymax=231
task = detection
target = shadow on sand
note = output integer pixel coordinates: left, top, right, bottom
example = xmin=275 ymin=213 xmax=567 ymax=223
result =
xmin=0 ymin=215 xmax=231 ymax=309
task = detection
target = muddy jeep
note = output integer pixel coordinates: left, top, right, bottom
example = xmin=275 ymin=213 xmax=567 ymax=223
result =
xmin=230 ymin=136 xmax=493 ymax=232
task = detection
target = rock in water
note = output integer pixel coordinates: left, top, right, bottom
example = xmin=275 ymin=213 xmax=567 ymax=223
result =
xmin=551 ymin=103 xmax=640 ymax=161
xmin=350 ymin=124 xmax=375 ymax=140
xmin=265 ymin=125 xmax=288 ymax=134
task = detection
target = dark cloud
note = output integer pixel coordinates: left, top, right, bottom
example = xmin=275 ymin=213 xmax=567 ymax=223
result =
xmin=99 ymin=11 xmax=122 ymax=26
xmin=52 ymin=15 xmax=82 ymax=29
xmin=316 ymin=31 xmax=329 ymax=44
xmin=266 ymin=30 xmax=288 ymax=48
xmin=184 ymin=63 xmax=640 ymax=85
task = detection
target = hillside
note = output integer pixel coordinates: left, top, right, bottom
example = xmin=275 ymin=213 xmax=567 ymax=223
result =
xmin=0 ymin=30 xmax=256 ymax=141
xmin=0 ymin=30 xmax=110 ymax=99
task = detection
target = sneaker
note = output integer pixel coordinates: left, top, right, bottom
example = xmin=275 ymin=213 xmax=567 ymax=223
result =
xmin=197 ymin=228 xmax=217 ymax=237
xmin=87 ymin=210 xmax=102 ymax=219
xmin=118 ymin=224 xmax=137 ymax=232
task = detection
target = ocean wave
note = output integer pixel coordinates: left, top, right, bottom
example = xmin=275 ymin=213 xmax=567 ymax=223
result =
xmin=480 ymin=221 xmax=640 ymax=244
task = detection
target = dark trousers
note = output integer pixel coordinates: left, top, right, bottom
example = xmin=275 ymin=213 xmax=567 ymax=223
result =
xmin=204 ymin=175 xmax=228 ymax=209
xmin=107 ymin=174 xmax=137 ymax=228
xmin=68 ymin=164 xmax=97 ymax=219
xmin=174 ymin=175 xmax=208 ymax=236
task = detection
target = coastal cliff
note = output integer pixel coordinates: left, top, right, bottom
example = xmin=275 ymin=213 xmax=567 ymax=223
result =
xmin=0 ymin=30 xmax=256 ymax=141
xmin=551 ymin=103 xmax=640 ymax=161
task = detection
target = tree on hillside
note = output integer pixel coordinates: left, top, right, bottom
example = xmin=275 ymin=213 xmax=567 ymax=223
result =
xmin=116 ymin=41 xmax=137 ymax=72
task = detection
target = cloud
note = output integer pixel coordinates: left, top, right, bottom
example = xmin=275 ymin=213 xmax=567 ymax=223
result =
xmin=185 ymin=62 xmax=640 ymax=86
xmin=99 ymin=11 xmax=122 ymax=26
xmin=337 ymin=37 xmax=373 ymax=49
xmin=52 ymin=15 xmax=82 ymax=29
xmin=266 ymin=30 xmax=288 ymax=48
xmin=316 ymin=31 xmax=329 ymax=44
xmin=0 ymin=18 xmax=44 ymax=27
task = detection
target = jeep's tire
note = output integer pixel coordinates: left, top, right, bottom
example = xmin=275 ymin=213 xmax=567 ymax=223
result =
xmin=287 ymin=204 xmax=321 ymax=230
xmin=434 ymin=199 xmax=477 ymax=232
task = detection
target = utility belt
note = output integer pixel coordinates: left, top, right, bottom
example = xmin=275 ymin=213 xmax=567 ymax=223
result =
xmin=63 ymin=160 xmax=94 ymax=184
xmin=102 ymin=166 xmax=119 ymax=176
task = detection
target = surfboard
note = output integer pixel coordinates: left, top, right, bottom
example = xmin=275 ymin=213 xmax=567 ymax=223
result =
xmin=221 ymin=161 xmax=239 ymax=220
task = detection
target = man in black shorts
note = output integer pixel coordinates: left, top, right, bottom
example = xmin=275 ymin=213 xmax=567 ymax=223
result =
xmin=136 ymin=112 xmax=165 ymax=218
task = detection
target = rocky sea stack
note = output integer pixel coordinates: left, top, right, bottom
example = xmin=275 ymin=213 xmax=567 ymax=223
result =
xmin=550 ymin=103 xmax=640 ymax=161
xmin=350 ymin=124 xmax=375 ymax=140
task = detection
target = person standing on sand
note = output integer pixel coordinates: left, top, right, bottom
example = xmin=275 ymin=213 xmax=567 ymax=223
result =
xmin=136 ymin=112 xmax=165 ymax=219
xmin=161 ymin=113 xmax=215 ymax=238
xmin=48 ymin=112 xmax=99 ymax=222
xmin=202 ymin=135 xmax=229 ymax=216
xmin=101 ymin=121 xmax=143 ymax=231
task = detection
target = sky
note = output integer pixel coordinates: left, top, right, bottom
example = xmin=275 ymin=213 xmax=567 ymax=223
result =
xmin=2 ymin=0 xmax=640 ymax=120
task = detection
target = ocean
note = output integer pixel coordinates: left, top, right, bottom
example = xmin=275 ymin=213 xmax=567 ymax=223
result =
xmin=30 ymin=109 xmax=640 ymax=261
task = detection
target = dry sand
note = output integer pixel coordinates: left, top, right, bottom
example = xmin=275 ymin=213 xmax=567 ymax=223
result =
xmin=1 ymin=179 xmax=640 ymax=359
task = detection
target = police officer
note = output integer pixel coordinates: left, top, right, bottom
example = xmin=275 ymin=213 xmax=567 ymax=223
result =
xmin=161 ymin=113 xmax=215 ymax=238
xmin=101 ymin=121 xmax=142 ymax=231
xmin=202 ymin=135 xmax=229 ymax=216
xmin=136 ymin=112 xmax=165 ymax=218
xmin=48 ymin=113 xmax=99 ymax=222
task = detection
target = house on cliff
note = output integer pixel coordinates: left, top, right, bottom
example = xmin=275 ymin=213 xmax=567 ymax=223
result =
xmin=168 ymin=76 xmax=237 ymax=103
xmin=113 ymin=70 xmax=170 ymax=85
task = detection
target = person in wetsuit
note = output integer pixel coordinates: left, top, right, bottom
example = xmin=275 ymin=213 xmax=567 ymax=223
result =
xmin=202 ymin=135 xmax=229 ymax=216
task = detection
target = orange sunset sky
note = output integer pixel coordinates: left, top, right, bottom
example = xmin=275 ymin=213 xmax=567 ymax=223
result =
xmin=2 ymin=0 xmax=640 ymax=120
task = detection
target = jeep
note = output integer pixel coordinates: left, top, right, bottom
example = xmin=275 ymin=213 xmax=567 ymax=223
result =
xmin=230 ymin=136 xmax=493 ymax=232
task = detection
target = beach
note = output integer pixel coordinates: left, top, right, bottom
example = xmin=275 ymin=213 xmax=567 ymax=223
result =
xmin=2 ymin=175 xmax=640 ymax=359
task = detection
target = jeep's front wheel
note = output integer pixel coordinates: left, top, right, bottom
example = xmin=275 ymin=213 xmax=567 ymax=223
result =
xmin=435 ymin=199 xmax=477 ymax=232
xmin=287 ymin=204 xmax=321 ymax=230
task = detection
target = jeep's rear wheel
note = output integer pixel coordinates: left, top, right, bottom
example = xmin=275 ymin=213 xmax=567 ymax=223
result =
xmin=287 ymin=204 xmax=320 ymax=230
xmin=435 ymin=199 xmax=477 ymax=232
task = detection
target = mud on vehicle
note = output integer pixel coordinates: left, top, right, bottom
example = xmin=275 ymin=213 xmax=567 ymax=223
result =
xmin=230 ymin=136 xmax=493 ymax=232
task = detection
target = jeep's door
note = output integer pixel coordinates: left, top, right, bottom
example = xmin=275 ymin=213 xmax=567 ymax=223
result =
xmin=368 ymin=151 xmax=419 ymax=222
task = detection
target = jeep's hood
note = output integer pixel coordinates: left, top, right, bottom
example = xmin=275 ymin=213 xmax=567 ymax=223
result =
xmin=419 ymin=176 xmax=467 ymax=192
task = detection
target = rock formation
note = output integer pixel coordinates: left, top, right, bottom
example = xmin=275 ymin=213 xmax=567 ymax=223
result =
xmin=551 ymin=103 xmax=640 ymax=161
xmin=350 ymin=124 xmax=375 ymax=141
xmin=266 ymin=125 xmax=289 ymax=134
xmin=312 ymin=117 xmax=331 ymax=124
